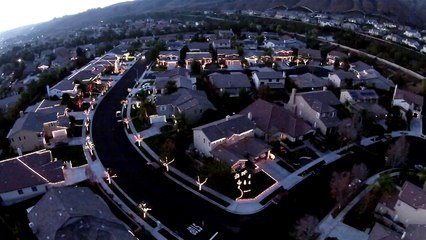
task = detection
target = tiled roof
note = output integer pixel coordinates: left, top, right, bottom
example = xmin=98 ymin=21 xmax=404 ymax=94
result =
xmin=290 ymin=73 xmax=328 ymax=89
xmin=0 ymin=150 xmax=64 ymax=193
xmin=395 ymin=89 xmax=423 ymax=106
xmin=254 ymin=71 xmax=284 ymax=80
xmin=368 ymin=223 xmax=401 ymax=240
xmin=193 ymin=114 xmax=255 ymax=142
xmin=209 ymin=72 xmax=251 ymax=89
xmin=156 ymin=88 xmax=214 ymax=112
xmin=7 ymin=112 xmax=58 ymax=138
xmin=27 ymin=187 xmax=135 ymax=240
xmin=297 ymin=90 xmax=341 ymax=113
xmin=399 ymin=181 xmax=426 ymax=209
xmin=211 ymin=137 xmax=270 ymax=166
xmin=240 ymin=99 xmax=311 ymax=138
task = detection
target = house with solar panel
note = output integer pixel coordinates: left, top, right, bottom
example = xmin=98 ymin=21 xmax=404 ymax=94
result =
xmin=193 ymin=114 xmax=272 ymax=170
xmin=340 ymin=89 xmax=387 ymax=121
xmin=0 ymin=150 xmax=65 ymax=206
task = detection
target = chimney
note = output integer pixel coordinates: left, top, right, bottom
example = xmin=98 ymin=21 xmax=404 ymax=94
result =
xmin=17 ymin=147 xmax=23 ymax=156
xmin=248 ymin=112 xmax=252 ymax=121
xmin=28 ymin=222 xmax=37 ymax=234
xmin=19 ymin=110 xmax=24 ymax=117
xmin=323 ymin=86 xmax=327 ymax=91
xmin=225 ymin=115 xmax=231 ymax=121
xmin=289 ymin=88 xmax=296 ymax=105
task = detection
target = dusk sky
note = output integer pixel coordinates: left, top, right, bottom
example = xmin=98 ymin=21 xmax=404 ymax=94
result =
xmin=0 ymin=0 xmax=132 ymax=33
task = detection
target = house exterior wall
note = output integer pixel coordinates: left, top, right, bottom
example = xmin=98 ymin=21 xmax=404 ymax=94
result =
xmin=328 ymin=74 xmax=342 ymax=88
xmin=193 ymin=130 xmax=213 ymax=157
xmin=394 ymin=200 xmax=426 ymax=225
xmin=0 ymin=184 xmax=47 ymax=206
xmin=339 ymin=91 xmax=353 ymax=104
xmin=179 ymin=105 xmax=208 ymax=125
xmin=295 ymin=96 xmax=327 ymax=135
xmin=9 ymin=130 xmax=44 ymax=153
xmin=156 ymin=104 xmax=174 ymax=119
xmin=252 ymin=73 xmax=285 ymax=89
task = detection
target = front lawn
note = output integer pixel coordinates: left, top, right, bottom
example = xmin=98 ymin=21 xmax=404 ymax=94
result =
xmin=51 ymin=145 xmax=87 ymax=166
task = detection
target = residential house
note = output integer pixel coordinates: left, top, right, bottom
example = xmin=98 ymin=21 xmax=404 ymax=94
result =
xmin=264 ymin=40 xmax=287 ymax=49
xmin=402 ymin=39 xmax=421 ymax=50
xmin=281 ymin=35 xmax=299 ymax=48
xmin=48 ymin=56 xmax=109 ymax=98
xmin=298 ymin=48 xmax=323 ymax=65
xmin=385 ymin=34 xmax=403 ymax=44
xmin=0 ymin=150 xmax=65 ymax=206
xmin=166 ymin=40 xmax=185 ymax=51
xmin=328 ymin=70 xmax=358 ymax=88
xmin=212 ymin=39 xmax=231 ymax=49
xmin=289 ymin=89 xmax=342 ymax=136
xmin=404 ymin=29 xmax=421 ymax=39
xmin=193 ymin=114 xmax=272 ymax=170
xmin=340 ymin=89 xmax=387 ymax=120
xmin=217 ymin=29 xmax=234 ymax=39
xmin=6 ymin=111 xmax=68 ymax=153
xmin=393 ymin=88 xmax=423 ymax=118
xmin=243 ymin=39 xmax=257 ymax=50
xmin=244 ymin=50 xmax=269 ymax=65
xmin=252 ymin=70 xmax=285 ymax=89
xmin=186 ymin=42 xmax=210 ymax=52
xmin=240 ymin=99 xmax=312 ymax=142
xmin=368 ymin=223 xmax=401 ymax=240
xmin=289 ymin=73 xmax=329 ymax=91
xmin=376 ymin=181 xmax=426 ymax=226
xmin=326 ymin=50 xmax=348 ymax=65
xmin=208 ymin=72 xmax=251 ymax=97
xmin=421 ymin=45 xmax=426 ymax=54
xmin=154 ymin=76 xmax=193 ymax=95
xmin=185 ymin=52 xmax=212 ymax=70
xmin=27 ymin=187 xmax=136 ymax=240
xmin=217 ymin=49 xmax=241 ymax=66
xmin=272 ymin=48 xmax=294 ymax=62
xmin=157 ymin=51 xmax=180 ymax=69
xmin=0 ymin=94 xmax=20 ymax=112
xmin=349 ymin=61 xmax=395 ymax=91
xmin=155 ymin=88 xmax=214 ymax=124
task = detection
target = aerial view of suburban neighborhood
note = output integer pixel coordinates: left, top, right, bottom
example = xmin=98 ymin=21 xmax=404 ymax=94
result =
xmin=1 ymin=0 xmax=426 ymax=239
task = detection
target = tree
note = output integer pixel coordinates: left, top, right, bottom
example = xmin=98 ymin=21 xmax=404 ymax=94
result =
xmin=338 ymin=118 xmax=361 ymax=145
xmin=290 ymin=214 xmax=319 ymax=240
xmin=330 ymin=171 xmax=352 ymax=207
xmin=374 ymin=173 xmax=396 ymax=197
xmin=351 ymin=163 xmax=369 ymax=182
xmin=160 ymin=138 xmax=176 ymax=159
xmin=165 ymin=80 xmax=178 ymax=94
xmin=191 ymin=61 xmax=202 ymax=75
xmin=385 ymin=136 xmax=410 ymax=168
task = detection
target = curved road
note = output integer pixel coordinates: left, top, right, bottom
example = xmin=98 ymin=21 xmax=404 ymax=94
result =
xmin=91 ymin=59 xmax=249 ymax=239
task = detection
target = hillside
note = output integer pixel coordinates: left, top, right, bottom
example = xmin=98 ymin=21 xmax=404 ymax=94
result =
xmin=1 ymin=0 xmax=425 ymax=39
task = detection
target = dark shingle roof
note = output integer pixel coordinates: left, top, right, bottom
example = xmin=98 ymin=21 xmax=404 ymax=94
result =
xmin=27 ymin=187 xmax=135 ymax=240
xmin=240 ymin=99 xmax=311 ymax=138
xmin=7 ymin=112 xmax=58 ymax=138
xmin=254 ymin=71 xmax=284 ymax=80
xmin=297 ymin=90 xmax=341 ymax=113
xmin=193 ymin=114 xmax=255 ymax=141
xmin=156 ymin=88 xmax=214 ymax=112
xmin=395 ymin=89 xmax=423 ymax=106
xmin=290 ymin=73 xmax=328 ymax=89
xmin=399 ymin=181 xmax=426 ymax=209
xmin=209 ymin=72 xmax=251 ymax=89
xmin=0 ymin=150 xmax=64 ymax=193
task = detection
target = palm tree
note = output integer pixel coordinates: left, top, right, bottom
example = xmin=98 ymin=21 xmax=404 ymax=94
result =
xmin=374 ymin=173 xmax=396 ymax=197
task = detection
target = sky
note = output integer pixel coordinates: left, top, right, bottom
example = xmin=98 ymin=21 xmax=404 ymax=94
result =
xmin=0 ymin=0 xmax=132 ymax=33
